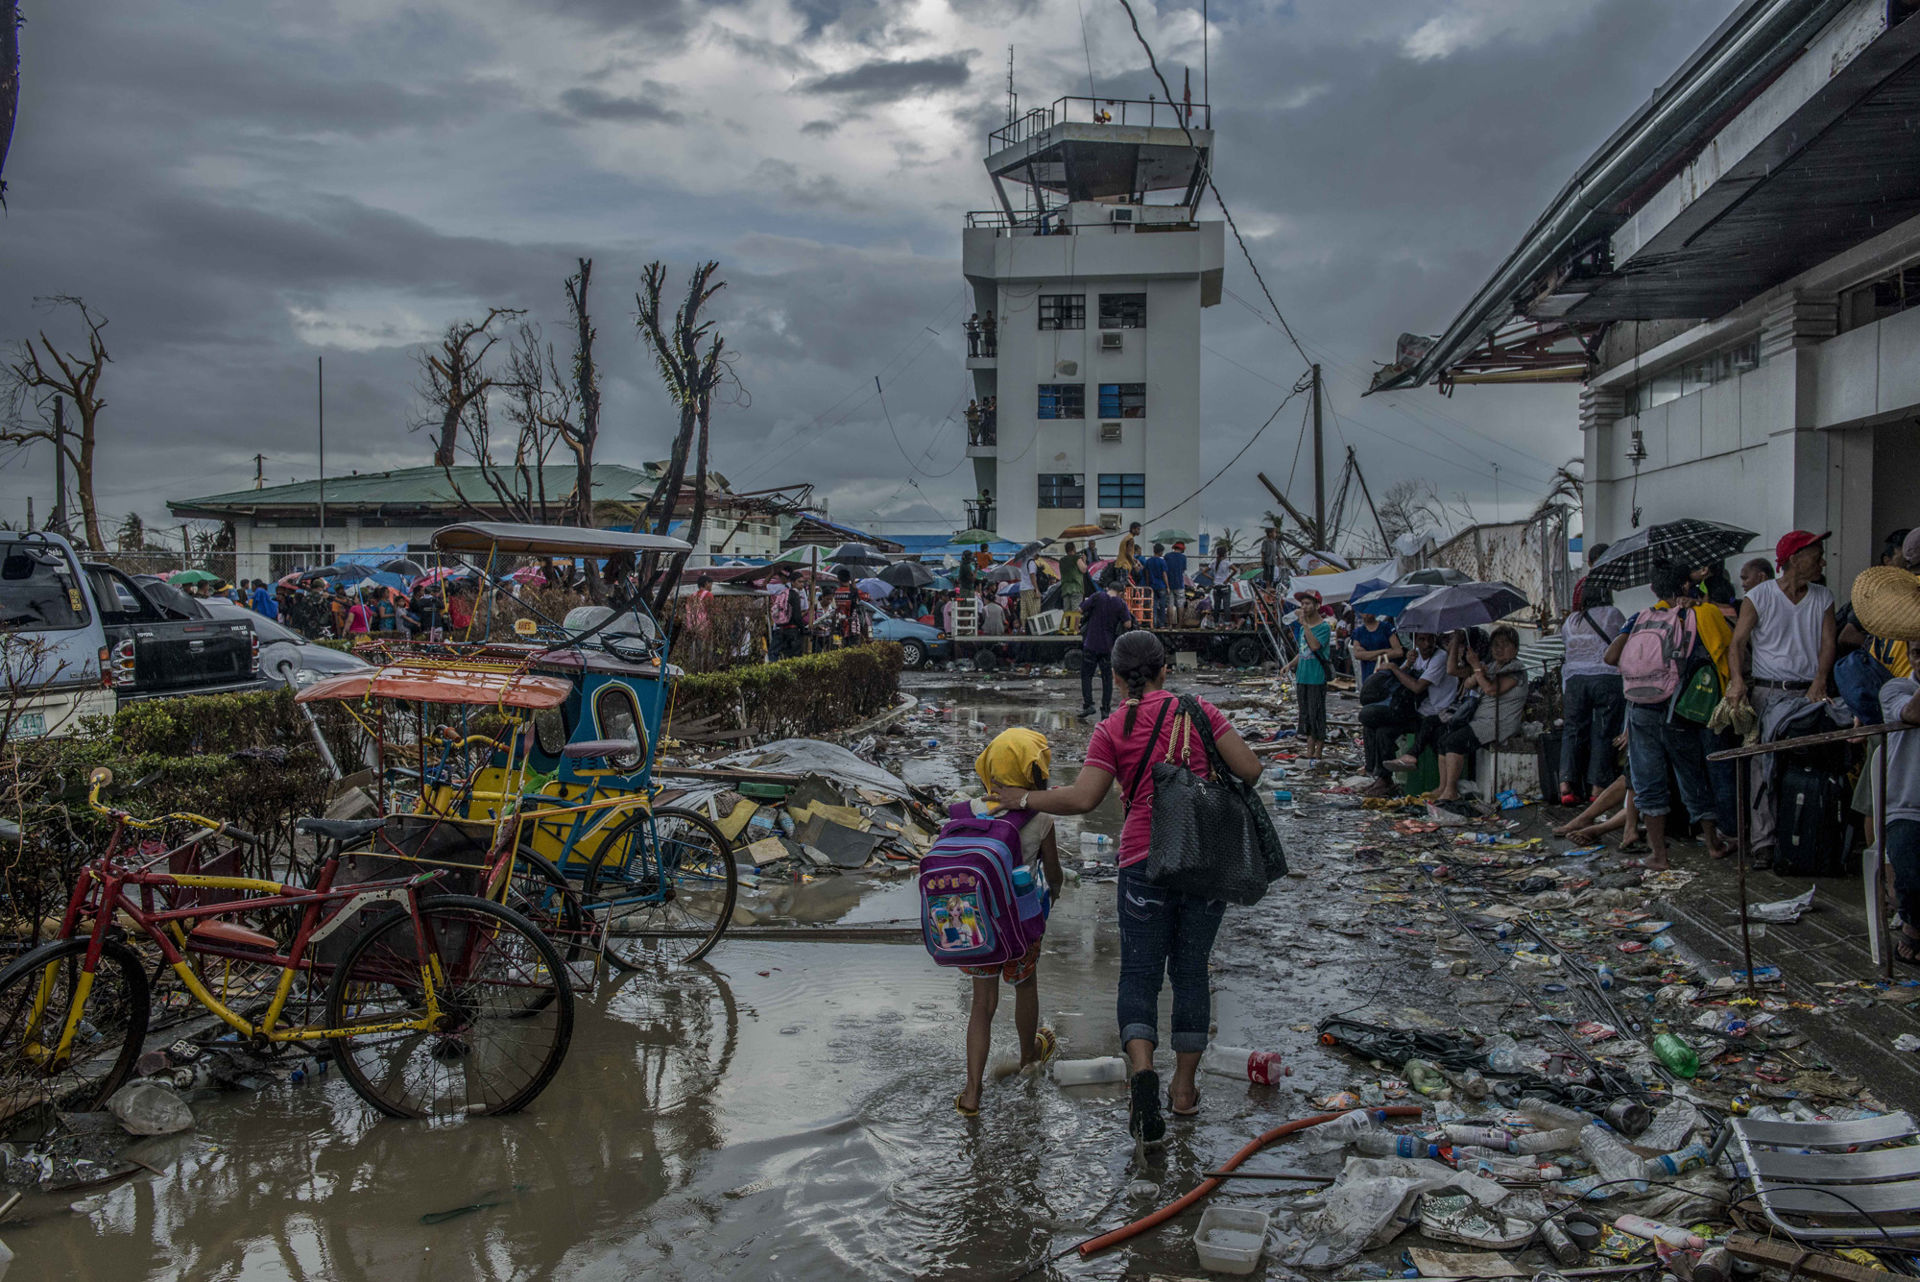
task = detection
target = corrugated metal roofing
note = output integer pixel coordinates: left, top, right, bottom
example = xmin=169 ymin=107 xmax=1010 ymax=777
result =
xmin=170 ymin=463 xmax=658 ymax=515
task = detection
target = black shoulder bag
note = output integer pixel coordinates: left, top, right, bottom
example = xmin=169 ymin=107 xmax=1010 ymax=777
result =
xmin=1139 ymin=695 xmax=1289 ymax=906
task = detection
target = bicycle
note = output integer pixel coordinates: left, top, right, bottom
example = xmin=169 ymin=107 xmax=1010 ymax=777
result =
xmin=0 ymin=768 xmax=574 ymax=1122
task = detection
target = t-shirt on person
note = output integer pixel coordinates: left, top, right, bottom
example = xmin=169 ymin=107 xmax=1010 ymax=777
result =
xmin=1747 ymin=578 xmax=1833 ymax=683
xmin=1295 ymin=620 xmax=1332 ymax=685
xmin=1469 ymin=658 xmax=1531 ymax=746
xmin=1561 ymin=605 xmax=1625 ymax=681
xmin=1416 ymin=649 xmax=1459 ymax=717
xmin=1084 ymin=689 xmax=1235 ymax=868
xmin=1881 ymin=678 xmax=1920 ymax=825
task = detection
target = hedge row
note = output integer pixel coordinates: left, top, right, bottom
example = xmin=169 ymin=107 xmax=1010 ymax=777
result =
xmin=668 ymin=643 xmax=904 ymax=741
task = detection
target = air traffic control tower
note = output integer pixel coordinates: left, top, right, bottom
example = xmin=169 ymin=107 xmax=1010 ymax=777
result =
xmin=960 ymin=94 xmax=1224 ymax=546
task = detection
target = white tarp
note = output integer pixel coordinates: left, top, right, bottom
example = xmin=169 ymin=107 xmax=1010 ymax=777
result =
xmin=1294 ymin=560 xmax=1402 ymax=605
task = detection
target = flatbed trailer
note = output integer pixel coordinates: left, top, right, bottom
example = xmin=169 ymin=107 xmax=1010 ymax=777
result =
xmin=943 ymin=625 xmax=1291 ymax=672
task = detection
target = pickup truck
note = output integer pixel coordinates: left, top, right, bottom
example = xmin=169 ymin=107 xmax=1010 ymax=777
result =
xmin=0 ymin=531 xmax=263 ymax=738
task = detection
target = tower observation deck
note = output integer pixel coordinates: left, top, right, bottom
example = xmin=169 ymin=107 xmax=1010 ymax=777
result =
xmin=959 ymin=94 xmax=1224 ymax=547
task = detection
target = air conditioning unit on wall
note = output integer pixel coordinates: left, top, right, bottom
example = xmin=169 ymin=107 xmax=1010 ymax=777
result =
xmin=1099 ymin=421 xmax=1122 ymax=442
xmin=1099 ymin=513 xmax=1122 ymax=531
xmin=1099 ymin=332 xmax=1123 ymax=351
xmin=1110 ymin=207 xmax=1135 ymax=224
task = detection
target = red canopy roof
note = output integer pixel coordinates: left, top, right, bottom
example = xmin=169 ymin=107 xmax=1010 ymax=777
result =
xmin=295 ymin=663 xmax=572 ymax=709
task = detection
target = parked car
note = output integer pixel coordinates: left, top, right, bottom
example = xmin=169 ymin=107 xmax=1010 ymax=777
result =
xmin=201 ymin=600 xmax=373 ymax=688
xmin=0 ymin=531 xmax=262 ymax=739
xmin=862 ymin=602 xmax=951 ymax=669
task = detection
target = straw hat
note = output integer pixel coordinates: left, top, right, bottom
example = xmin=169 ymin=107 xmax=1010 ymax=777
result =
xmin=1852 ymin=565 xmax=1920 ymax=642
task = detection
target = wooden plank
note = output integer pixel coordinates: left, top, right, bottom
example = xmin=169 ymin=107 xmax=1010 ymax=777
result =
xmin=1729 ymin=1231 xmax=1911 ymax=1279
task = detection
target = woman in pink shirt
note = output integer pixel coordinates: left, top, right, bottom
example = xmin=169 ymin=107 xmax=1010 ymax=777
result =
xmin=991 ymin=631 xmax=1262 ymax=1146
xmin=345 ymin=590 xmax=374 ymax=641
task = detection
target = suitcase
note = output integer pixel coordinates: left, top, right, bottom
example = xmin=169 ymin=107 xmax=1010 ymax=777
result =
xmin=1774 ymin=764 xmax=1857 ymax=877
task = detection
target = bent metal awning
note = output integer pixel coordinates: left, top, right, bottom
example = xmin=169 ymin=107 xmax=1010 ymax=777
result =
xmin=296 ymin=664 xmax=573 ymax=709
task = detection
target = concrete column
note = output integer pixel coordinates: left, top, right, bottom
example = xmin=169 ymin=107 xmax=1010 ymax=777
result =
xmin=1758 ymin=290 xmax=1840 ymax=571
xmin=1578 ymin=384 xmax=1625 ymax=550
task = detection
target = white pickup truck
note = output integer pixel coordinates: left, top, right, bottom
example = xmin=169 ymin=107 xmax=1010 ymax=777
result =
xmin=1 ymin=531 xmax=263 ymax=739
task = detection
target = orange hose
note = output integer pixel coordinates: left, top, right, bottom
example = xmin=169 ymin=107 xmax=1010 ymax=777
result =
xmin=1077 ymin=1104 xmax=1424 ymax=1257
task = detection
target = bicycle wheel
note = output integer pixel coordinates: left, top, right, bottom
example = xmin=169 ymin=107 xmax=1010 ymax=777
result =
xmin=0 ymin=938 xmax=149 ymax=1118
xmin=581 ymin=806 xmax=738 ymax=971
xmin=325 ymin=895 xmax=573 ymax=1119
xmin=503 ymin=846 xmax=588 ymax=965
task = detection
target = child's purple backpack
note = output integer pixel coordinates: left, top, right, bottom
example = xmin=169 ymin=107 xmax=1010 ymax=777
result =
xmin=919 ymin=802 xmax=1048 ymax=968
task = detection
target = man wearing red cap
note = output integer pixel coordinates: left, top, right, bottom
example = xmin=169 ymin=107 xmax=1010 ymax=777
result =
xmin=1728 ymin=529 xmax=1838 ymax=864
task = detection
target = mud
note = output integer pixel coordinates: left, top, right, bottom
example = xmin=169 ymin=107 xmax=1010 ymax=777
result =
xmin=17 ymin=672 xmax=1451 ymax=1280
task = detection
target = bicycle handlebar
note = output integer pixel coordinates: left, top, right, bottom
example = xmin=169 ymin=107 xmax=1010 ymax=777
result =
xmin=86 ymin=767 xmax=241 ymax=841
xmin=432 ymin=727 xmax=512 ymax=753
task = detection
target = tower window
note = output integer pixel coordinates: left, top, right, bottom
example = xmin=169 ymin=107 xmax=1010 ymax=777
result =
xmin=1037 ymin=474 xmax=1085 ymax=508
xmin=1037 ymin=384 xmax=1085 ymax=419
xmin=1099 ymin=293 xmax=1147 ymax=329
xmin=1098 ymin=384 xmax=1146 ymax=418
xmin=1038 ymin=295 xmax=1086 ymax=330
xmin=1098 ymin=473 xmax=1146 ymax=508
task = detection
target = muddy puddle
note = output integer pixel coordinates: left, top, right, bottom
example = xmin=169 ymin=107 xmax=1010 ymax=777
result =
xmin=17 ymin=674 xmax=1438 ymax=1280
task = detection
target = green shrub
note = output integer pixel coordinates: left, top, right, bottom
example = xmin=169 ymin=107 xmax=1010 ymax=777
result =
xmin=669 ymin=643 xmax=903 ymax=741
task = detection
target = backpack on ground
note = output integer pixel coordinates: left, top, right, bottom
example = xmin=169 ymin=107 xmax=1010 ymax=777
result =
xmin=919 ymin=803 xmax=1047 ymax=968
xmin=1618 ymin=606 xmax=1696 ymax=706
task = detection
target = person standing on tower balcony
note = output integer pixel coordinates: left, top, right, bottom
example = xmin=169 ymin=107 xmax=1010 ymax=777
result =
xmin=965 ymin=399 xmax=982 ymax=445
xmin=982 ymin=310 xmax=997 ymax=357
xmin=966 ymin=314 xmax=981 ymax=358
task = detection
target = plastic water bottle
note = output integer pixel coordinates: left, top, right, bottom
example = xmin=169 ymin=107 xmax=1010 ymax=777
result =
xmin=1540 ymin=1219 xmax=1581 ymax=1265
xmin=1641 ymin=1141 xmax=1712 ymax=1179
xmin=1272 ymin=789 xmax=1294 ymax=804
xmin=1579 ymin=1124 xmax=1649 ymax=1190
xmin=1442 ymin=1125 xmax=1512 ymax=1148
xmin=1510 ymin=1127 xmax=1581 ymax=1155
xmin=1352 ymin=1132 xmax=1441 ymax=1159
xmin=1613 ymin=1215 xmax=1705 ymax=1250
xmin=1482 ymin=1035 xmax=1526 ymax=1074
xmin=1051 ymin=1056 xmax=1129 ymax=1086
xmin=1651 ymin=1032 xmax=1699 ymax=1078
xmin=1315 ymin=1108 xmax=1387 ymax=1140
xmin=1200 ymin=1043 xmax=1288 ymax=1085
xmin=1519 ymin=1096 xmax=1592 ymax=1128
xmin=1078 ymin=832 xmax=1114 ymax=857
xmin=1011 ymin=866 xmax=1034 ymax=892
xmin=1596 ymin=964 xmax=1617 ymax=990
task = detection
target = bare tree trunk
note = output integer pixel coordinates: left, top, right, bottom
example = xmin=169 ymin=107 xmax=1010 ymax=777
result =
xmin=0 ymin=0 xmax=18 ymax=205
xmin=566 ymin=259 xmax=598 ymax=528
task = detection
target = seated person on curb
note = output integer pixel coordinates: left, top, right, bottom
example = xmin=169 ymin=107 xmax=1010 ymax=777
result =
xmin=1552 ymin=731 xmax=1641 ymax=850
xmin=1429 ymin=626 xmax=1529 ymax=803
xmin=1350 ymin=610 xmax=1402 ymax=684
xmin=1854 ymin=562 xmax=1920 ymax=965
xmin=1604 ymin=560 xmax=1730 ymax=871
xmin=954 ymin=728 xmax=1063 ymax=1116
xmin=1369 ymin=631 xmax=1459 ymax=795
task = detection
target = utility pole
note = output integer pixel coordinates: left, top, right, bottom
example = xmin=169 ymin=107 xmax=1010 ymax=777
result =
xmin=316 ymin=356 xmax=326 ymax=564
xmin=49 ymin=396 xmax=68 ymax=536
xmin=1349 ymin=446 xmax=1393 ymax=558
xmin=252 ymin=453 xmax=265 ymax=489
xmin=1311 ymin=363 xmax=1326 ymax=549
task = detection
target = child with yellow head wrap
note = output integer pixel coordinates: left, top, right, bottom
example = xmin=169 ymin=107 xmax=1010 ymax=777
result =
xmin=953 ymin=726 xmax=1062 ymax=1117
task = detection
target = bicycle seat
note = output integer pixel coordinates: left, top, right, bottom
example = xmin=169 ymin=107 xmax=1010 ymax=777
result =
xmin=296 ymin=817 xmax=389 ymax=843
xmin=561 ymin=738 xmax=639 ymax=760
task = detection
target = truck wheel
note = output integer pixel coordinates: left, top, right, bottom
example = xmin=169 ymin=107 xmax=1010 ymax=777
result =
xmin=1227 ymin=637 xmax=1264 ymax=668
xmin=972 ymin=648 xmax=999 ymax=673
xmin=899 ymin=639 xmax=928 ymax=669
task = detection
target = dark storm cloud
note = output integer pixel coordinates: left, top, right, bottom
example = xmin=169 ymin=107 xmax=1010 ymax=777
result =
xmin=801 ymin=54 xmax=973 ymax=103
xmin=0 ymin=0 xmax=1750 ymax=533
xmin=558 ymin=85 xmax=686 ymax=125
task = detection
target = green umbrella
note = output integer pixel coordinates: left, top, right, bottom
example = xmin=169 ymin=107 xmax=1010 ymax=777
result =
xmin=766 ymin=546 xmax=816 ymax=565
xmin=1152 ymin=528 xmax=1195 ymax=544
xmin=170 ymin=569 xmax=219 ymax=584
xmin=950 ymin=529 xmax=997 ymax=546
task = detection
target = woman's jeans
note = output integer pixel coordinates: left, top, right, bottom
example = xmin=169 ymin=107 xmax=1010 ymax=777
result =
xmin=1117 ymin=866 xmax=1226 ymax=1054
xmin=1561 ymin=674 xmax=1624 ymax=792
xmin=1625 ymin=703 xmax=1718 ymax=823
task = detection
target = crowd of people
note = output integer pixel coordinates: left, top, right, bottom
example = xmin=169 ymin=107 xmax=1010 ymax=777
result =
xmin=207 ymin=573 xmax=477 ymax=642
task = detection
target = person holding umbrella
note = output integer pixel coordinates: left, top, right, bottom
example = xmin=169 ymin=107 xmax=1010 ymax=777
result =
xmin=1058 ymin=542 xmax=1088 ymax=622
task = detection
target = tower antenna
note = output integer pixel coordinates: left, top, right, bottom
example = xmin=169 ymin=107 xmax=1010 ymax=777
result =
xmin=1006 ymin=45 xmax=1016 ymax=125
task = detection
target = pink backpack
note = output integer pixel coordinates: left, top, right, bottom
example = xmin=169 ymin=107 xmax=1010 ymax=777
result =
xmin=919 ymin=803 xmax=1048 ymax=968
xmin=1618 ymin=606 xmax=1696 ymax=706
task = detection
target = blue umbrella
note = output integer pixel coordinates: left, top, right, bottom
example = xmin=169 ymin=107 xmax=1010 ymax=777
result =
xmin=1397 ymin=581 xmax=1530 ymax=635
xmin=857 ymin=577 xmax=893 ymax=599
xmin=1351 ymin=582 xmax=1436 ymax=618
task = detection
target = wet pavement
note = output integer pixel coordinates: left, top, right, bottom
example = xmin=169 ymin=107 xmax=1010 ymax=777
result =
xmin=13 ymin=669 xmax=1907 ymax=1278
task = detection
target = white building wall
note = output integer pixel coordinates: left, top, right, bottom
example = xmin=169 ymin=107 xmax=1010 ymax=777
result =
xmin=1584 ymin=223 xmax=1920 ymax=600
xmin=962 ymin=222 xmax=1222 ymax=544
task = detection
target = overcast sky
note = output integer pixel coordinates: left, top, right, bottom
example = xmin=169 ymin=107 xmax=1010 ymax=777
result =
xmin=0 ymin=0 xmax=1737 ymax=544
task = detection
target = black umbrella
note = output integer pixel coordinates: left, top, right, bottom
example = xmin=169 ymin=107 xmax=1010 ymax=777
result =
xmin=826 ymin=542 xmax=888 ymax=567
xmin=380 ymin=558 xmax=429 ymax=578
xmin=981 ymin=565 xmax=1021 ymax=584
xmin=1583 ymin=519 xmax=1756 ymax=593
xmin=1398 ymin=581 xmax=1531 ymax=634
xmin=879 ymin=561 xmax=935 ymax=588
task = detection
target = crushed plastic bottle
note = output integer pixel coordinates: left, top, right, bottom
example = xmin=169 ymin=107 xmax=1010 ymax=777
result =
xmin=1313 ymin=1108 xmax=1388 ymax=1140
xmin=106 ymin=1080 xmax=195 ymax=1136
xmin=1482 ymin=1035 xmax=1527 ymax=1074
xmin=1578 ymin=1124 xmax=1649 ymax=1191
xmin=1651 ymin=1032 xmax=1699 ymax=1078
xmin=1641 ymin=1142 xmax=1712 ymax=1179
xmin=1051 ymin=1056 xmax=1128 ymax=1086
xmin=1201 ymin=1043 xmax=1289 ymax=1084
xmin=1442 ymin=1124 xmax=1512 ymax=1148
xmin=1352 ymin=1132 xmax=1444 ymax=1159
xmin=1510 ymin=1127 xmax=1581 ymax=1155
xmin=1596 ymin=964 xmax=1617 ymax=990
xmin=1077 ymin=832 xmax=1114 ymax=856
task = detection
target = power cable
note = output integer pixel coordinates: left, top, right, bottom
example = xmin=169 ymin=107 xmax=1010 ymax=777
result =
xmin=1137 ymin=374 xmax=1312 ymax=526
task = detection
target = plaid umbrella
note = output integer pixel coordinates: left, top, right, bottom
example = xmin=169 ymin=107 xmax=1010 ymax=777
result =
xmin=1397 ymin=581 xmax=1530 ymax=634
xmin=1582 ymin=519 xmax=1756 ymax=593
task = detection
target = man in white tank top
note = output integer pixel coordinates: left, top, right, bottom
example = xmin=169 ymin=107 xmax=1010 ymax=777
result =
xmin=1728 ymin=530 xmax=1838 ymax=861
